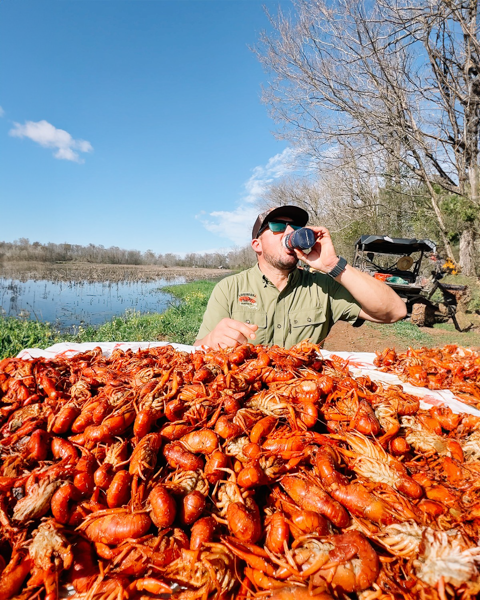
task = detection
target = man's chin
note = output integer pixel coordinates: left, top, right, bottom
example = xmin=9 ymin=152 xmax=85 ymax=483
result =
xmin=265 ymin=254 xmax=298 ymax=271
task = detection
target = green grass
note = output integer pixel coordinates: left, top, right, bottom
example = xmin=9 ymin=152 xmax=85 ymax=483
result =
xmin=0 ymin=316 xmax=59 ymax=359
xmin=68 ymin=311 xmax=168 ymax=344
xmin=364 ymin=320 xmax=434 ymax=347
xmin=152 ymin=280 xmax=216 ymax=345
xmin=0 ymin=280 xmax=217 ymax=359
xmin=389 ymin=320 xmax=434 ymax=345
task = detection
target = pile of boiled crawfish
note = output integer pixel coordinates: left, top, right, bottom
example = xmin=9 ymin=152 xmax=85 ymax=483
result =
xmin=1 ymin=342 xmax=480 ymax=600
xmin=374 ymin=345 xmax=480 ymax=408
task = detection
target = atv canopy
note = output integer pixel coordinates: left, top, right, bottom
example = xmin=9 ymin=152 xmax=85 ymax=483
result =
xmin=354 ymin=236 xmax=436 ymax=255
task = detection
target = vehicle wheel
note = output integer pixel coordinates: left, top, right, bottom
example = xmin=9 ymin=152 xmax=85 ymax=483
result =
xmin=411 ymin=303 xmax=435 ymax=327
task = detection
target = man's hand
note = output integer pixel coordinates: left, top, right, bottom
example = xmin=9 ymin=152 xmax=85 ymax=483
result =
xmin=294 ymin=226 xmax=339 ymax=273
xmin=194 ymin=318 xmax=258 ymax=349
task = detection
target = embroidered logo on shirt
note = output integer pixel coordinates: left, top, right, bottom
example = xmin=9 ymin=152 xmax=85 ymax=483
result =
xmin=238 ymin=293 xmax=257 ymax=308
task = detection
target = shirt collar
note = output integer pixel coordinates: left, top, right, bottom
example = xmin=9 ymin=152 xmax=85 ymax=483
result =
xmin=255 ymin=263 xmax=300 ymax=290
xmin=254 ymin=264 xmax=273 ymax=288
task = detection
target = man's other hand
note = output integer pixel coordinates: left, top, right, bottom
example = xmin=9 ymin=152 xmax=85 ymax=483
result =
xmin=194 ymin=318 xmax=258 ymax=349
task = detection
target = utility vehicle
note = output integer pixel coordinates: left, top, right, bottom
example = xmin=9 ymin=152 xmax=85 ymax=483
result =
xmin=353 ymin=235 xmax=467 ymax=330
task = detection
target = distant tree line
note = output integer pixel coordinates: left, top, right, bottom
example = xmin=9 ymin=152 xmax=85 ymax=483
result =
xmin=0 ymin=238 xmax=256 ymax=270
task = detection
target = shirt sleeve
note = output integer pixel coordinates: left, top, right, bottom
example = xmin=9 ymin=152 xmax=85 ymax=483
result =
xmin=196 ymin=280 xmax=232 ymax=340
xmin=328 ymin=279 xmax=363 ymax=325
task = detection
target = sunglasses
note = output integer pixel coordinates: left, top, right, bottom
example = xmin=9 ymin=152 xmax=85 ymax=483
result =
xmin=258 ymin=220 xmax=303 ymax=236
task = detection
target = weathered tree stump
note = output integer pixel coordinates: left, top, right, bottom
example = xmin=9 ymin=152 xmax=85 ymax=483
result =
xmin=411 ymin=303 xmax=436 ymax=327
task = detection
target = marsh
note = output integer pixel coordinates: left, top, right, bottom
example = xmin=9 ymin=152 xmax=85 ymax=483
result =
xmin=0 ymin=262 xmax=231 ymax=331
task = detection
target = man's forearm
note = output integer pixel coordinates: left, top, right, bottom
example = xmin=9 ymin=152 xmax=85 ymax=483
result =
xmin=334 ymin=265 xmax=407 ymax=323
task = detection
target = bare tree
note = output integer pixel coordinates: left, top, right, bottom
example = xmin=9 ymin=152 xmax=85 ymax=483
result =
xmin=261 ymin=140 xmax=427 ymax=259
xmin=260 ymin=175 xmax=330 ymax=223
xmin=227 ymin=245 xmax=256 ymax=269
xmin=257 ymin=0 xmax=480 ymax=274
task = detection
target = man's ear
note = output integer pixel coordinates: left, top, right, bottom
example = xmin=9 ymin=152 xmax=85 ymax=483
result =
xmin=251 ymin=238 xmax=262 ymax=253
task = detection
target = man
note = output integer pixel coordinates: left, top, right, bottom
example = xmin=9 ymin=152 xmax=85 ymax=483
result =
xmin=195 ymin=205 xmax=407 ymax=349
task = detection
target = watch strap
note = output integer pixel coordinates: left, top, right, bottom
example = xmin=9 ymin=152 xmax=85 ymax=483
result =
xmin=327 ymin=256 xmax=347 ymax=278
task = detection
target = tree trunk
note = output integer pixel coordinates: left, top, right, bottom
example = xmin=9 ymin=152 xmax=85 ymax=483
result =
xmin=459 ymin=225 xmax=477 ymax=276
xmin=427 ymin=192 xmax=456 ymax=263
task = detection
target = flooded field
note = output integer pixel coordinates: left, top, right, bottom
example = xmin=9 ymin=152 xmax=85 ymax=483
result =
xmin=0 ymin=262 xmax=231 ymax=330
xmin=0 ymin=262 xmax=231 ymax=283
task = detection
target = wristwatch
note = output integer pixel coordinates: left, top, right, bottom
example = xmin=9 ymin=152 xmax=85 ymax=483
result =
xmin=327 ymin=256 xmax=348 ymax=278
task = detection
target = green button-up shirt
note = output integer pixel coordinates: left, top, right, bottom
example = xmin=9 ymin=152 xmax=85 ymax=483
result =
xmin=197 ymin=265 xmax=362 ymax=348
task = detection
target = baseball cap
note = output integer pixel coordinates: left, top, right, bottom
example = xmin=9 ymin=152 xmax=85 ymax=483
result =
xmin=252 ymin=205 xmax=309 ymax=239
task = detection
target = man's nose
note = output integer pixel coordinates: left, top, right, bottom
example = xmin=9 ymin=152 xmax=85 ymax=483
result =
xmin=285 ymin=224 xmax=295 ymax=233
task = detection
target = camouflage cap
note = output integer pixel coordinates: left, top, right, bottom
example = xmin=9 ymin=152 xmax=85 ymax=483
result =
xmin=252 ymin=205 xmax=309 ymax=239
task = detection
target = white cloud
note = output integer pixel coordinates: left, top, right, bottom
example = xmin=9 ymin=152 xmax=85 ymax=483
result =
xmin=200 ymin=205 xmax=260 ymax=246
xmin=199 ymin=147 xmax=300 ymax=246
xmin=243 ymin=147 xmax=299 ymax=203
xmin=0 ymin=106 xmax=5 ymax=117
xmin=9 ymin=120 xmax=93 ymax=163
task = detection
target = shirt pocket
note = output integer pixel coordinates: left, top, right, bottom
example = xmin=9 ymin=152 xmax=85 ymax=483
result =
xmin=232 ymin=310 xmax=268 ymax=345
xmin=232 ymin=310 xmax=267 ymax=329
xmin=289 ymin=308 xmax=326 ymax=328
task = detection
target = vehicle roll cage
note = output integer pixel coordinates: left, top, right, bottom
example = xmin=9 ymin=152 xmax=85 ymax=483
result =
xmin=353 ymin=236 xmax=437 ymax=282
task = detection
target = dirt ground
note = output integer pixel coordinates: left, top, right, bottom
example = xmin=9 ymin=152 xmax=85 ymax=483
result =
xmin=323 ymin=321 xmax=388 ymax=353
xmin=323 ymin=318 xmax=480 ymax=353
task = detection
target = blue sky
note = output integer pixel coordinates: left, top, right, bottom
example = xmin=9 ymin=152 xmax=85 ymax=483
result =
xmin=0 ymin=0 xmax=297 ymax=255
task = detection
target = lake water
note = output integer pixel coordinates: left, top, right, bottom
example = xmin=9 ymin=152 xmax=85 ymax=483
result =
xmin=0 ymin=277 xmax=185 ymax=330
